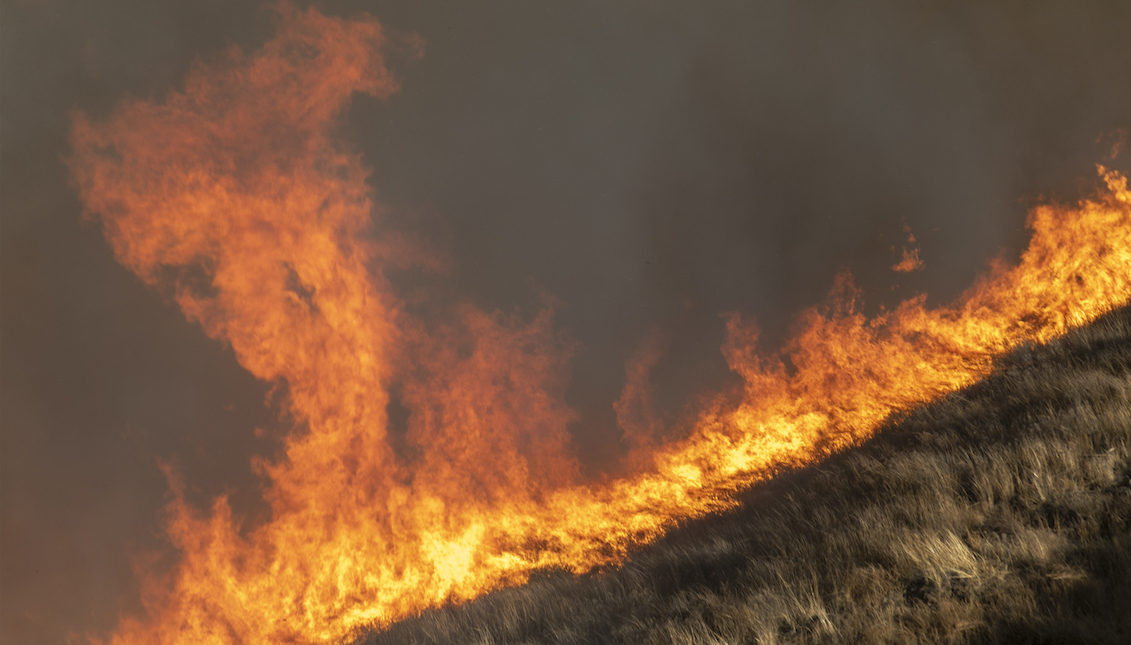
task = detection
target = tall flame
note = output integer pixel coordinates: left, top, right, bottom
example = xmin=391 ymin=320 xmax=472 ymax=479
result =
xmin=68 ymin=5 xmax=1131 ymax=644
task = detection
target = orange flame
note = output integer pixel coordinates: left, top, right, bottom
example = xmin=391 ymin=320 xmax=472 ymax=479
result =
xmin=613 ymin=327 xmax=669 ymax=455
xmin=68 ymin=4 xmax=1131 ymax=644
xmin=892 ymin=224 xmax=924 ymax=272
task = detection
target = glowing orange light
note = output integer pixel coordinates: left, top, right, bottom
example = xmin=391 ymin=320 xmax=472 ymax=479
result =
xmin=68 ymin=4 xmax=1131 ymax=644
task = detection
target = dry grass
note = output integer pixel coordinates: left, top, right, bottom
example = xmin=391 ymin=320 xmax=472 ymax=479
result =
xmin=358 ymin=306 xmax=1131 ymax=645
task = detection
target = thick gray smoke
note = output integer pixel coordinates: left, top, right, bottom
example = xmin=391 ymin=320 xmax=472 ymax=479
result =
xmin=2 ymin=1 xmax=1129 ymax=643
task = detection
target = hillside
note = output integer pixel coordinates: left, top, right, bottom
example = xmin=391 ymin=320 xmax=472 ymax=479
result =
xmin=359 ymin=304 xmax=1131 ymax=645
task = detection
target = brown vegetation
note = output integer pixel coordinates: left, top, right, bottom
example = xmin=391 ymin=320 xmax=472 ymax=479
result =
xmin=359 ymin=304 xmax=1131 ymax=644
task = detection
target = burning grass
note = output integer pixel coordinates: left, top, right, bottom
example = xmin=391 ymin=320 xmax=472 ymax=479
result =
xmin=361 ymin=304 xmax=1131 ymax=645
xmin=67 ymin=5 xmax=1130 ymax=641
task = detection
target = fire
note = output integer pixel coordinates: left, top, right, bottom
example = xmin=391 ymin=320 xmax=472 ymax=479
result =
xmin=67 ymin=4 xmax=1131 ymax=645
xmin=892 ymin=224 xmax=924 ymax=273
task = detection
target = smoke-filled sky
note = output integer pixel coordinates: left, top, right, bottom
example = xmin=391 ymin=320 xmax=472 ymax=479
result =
xmin=2 ymin=1 xmax=1129 ymax=643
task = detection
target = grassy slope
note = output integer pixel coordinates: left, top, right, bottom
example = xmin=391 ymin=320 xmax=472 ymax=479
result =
xmin=360 ymin=306 xmax=1131 ymax=645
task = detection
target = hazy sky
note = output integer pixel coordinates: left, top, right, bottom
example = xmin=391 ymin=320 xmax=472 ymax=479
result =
xmin=3 ymin=1 xmax=1129 ymax=643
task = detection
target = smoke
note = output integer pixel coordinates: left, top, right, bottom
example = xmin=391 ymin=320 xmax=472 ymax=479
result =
xmin=2 ymin=0 xmax=1130 ymax=643
xmin=346 ymin=0 xmax=1131 ymax=460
